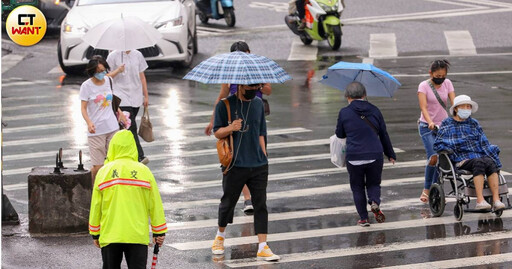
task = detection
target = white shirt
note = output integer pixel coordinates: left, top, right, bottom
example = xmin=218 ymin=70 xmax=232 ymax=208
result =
xmin=79 ymin=77 xmax=119 ymax=136
xmin=106 ymin=50 xmax=148 ymax=107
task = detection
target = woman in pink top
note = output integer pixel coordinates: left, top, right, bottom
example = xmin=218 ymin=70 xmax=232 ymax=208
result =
xmin=417 ymin=60 xmax=455 ymax=203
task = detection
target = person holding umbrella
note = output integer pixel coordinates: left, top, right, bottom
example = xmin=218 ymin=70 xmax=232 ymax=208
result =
xmin=335 ymin=82 xmax=396 ymax=226
xmin=89 ymin=130 xmax=167 ymax=268
xmin=107 ymin=49 xmax=150 ymax=165
xmin=204 ymin=41 xmax=272 ymax=215
xmin=210 ymin=83 xmax=279 ymax=261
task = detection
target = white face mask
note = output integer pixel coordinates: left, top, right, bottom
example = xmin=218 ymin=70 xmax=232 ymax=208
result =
xmin=457 ymin=108 xmax=472 ymax=119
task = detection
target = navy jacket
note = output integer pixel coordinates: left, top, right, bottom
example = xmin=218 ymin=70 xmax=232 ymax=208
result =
xmin=335 ymin=100 xmax=396 ymax=161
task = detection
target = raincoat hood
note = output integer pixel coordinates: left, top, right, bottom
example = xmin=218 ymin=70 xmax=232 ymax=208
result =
xmin=104 ymin=130 xmax=138 ymax=164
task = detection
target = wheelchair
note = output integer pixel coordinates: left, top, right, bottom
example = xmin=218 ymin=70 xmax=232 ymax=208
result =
xmin=428 ymin=151 xmax=511 ymax=221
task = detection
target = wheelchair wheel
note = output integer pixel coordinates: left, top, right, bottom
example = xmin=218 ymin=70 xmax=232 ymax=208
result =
xmin=429 ymin=183 xmax=445 ymax=217
xmin=495 ymin=209 xmax=504 ymax=217
xmin=454 ymin=202 xmax=463 ymax=221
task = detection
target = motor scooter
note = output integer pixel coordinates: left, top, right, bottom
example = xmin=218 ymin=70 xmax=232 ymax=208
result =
xmin=196 ymin=0 xmax=235 ymax=27
xmin=285 ymin=0 xmax=343 ymax=50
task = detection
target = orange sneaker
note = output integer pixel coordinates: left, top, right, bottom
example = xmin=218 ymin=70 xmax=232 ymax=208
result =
xmin=257 ymin=245 xmax=280 ymax=261
xmin=211 ymin=236 xmax=225 ymax=255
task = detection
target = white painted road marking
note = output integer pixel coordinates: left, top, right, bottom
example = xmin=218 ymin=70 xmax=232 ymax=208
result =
xmin=369 ymin=33 xmax=397 ymax=58
xmin=444 ymin=30 xmax=477 ymax=55
xmin=287 ymin=38 xmax=318 ymax=61
xmin=170 ymin=211 xmax=512 ymax=251
xmin=223 ymin=229 xmax=512 ymax=267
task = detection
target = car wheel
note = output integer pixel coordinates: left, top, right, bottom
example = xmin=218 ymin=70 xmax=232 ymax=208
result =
xmin=58 ymin=41 xmax=83 ymax=76
xmin=224 ymin=7 xmax=235 ymax=27
xmin=177 ymin=29 xmax=195 ymax=68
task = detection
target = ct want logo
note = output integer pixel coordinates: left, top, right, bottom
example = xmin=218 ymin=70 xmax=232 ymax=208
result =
xmin=6 ymin=5 xmax=47 ymax=46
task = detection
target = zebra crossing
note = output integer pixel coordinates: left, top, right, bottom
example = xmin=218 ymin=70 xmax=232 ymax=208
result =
xmin=3 ymin=69 xmax=512 ymax=267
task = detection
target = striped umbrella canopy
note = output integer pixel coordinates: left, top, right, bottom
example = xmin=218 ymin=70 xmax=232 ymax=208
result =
xmin=183 ymin=51 xmax=292 ymax=85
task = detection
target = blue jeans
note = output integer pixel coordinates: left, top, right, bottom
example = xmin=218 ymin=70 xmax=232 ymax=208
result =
xmin=346 ymin=159 xmax=384 ymax=220
xmin=418 ymin=121 xmax=439 ymax=190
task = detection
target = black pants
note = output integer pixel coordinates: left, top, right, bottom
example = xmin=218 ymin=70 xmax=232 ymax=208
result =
xmin=101 ymin=243 xmax=148 ymax=269
xmin=120 ymin=106 xmax=144 ymax=160
xmin=218 ymin=165 xmax=269 ymax=234
xmin=296 ymin=0 xmax=305 ymax=19
xmin=346 ymin=159 xmax=384 ymax=220
xmin=459 ymin=156 xmax=498 ymax=177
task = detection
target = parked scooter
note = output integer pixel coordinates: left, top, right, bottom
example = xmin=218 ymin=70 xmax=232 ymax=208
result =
xmin=285 ymin=0 xmax=343 ymax=50
xmin=195 ymin=0 xmax=235 ymax=27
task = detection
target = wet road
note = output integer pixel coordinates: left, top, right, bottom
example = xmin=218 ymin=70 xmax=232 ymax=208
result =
xmin=3 ymin=0 xmax=512 ymax=268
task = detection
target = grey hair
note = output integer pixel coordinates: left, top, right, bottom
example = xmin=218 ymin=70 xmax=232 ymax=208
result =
xmin=344 ymin=82 xmax=367 ymax=99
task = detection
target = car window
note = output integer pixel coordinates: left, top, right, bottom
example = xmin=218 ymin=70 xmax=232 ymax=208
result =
xmin=78 ymin=0 xmax=171 ymax=6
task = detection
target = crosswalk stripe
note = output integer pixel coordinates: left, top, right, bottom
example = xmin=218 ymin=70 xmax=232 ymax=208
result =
xmin=222 ymin=229 xmax=512 ymax=267
xmin=169 ymin=210 xmax=512 ymax=251
xmin=379 ymin=252 xmax=512 ymax=269
xmin=47 ymin=66 xmax=63 ymax=74
xmin=287 ymin=38 xmax=318 ymax=61
xmin=2 ymin=111 xmax=64 ymax=121
xmin=157 ymin=157 xmax=415 ymax=190
xmin=2 ymin=127 xmax=311 ymax=147
xmin=162 ymin=174 xmax=426 ymax=209
xmin=1 ymin=103 xmax=65 ymax=112
xmin=2 ymin=54 xmax=27 ymax=74
xmin=369 ymin=33 xmax=397 ymax=58
xmin=444 ymin=30 xmax=477 ymax=55
xmin=2 ymin=95 xmax=55 ymax=101
xmin=1 ymin=79 xmax=54 ymax=87
xmin=168 ymin=197 xmax=426 ymax=230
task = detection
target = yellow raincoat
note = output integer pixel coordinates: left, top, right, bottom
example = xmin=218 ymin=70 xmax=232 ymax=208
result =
xmin=89 ymin=130 xmax=167 ymax=248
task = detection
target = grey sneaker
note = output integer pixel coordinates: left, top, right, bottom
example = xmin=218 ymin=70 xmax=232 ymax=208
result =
xmin=475 ymin=200 xmax=492 ymax=210
xmin=493 ymin=200 xmax=506 ymax=211
xmin=243 ymin=200 xmax=254 ymax=215
xmin=139 ymin=157 xmax=149 ymax=165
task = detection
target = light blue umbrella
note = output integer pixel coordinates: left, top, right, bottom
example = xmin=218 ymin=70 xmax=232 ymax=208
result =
xmin=320 ymin=61 xmax=401 ymax=97
xmin=183 ymin=51 xmax=291 ymax=85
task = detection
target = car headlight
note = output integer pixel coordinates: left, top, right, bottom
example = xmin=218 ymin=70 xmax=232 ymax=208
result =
xmin=155 ymin=16 xmax=183 ymax=29
xmin=63 ymin=22 xmax=87 ymax=34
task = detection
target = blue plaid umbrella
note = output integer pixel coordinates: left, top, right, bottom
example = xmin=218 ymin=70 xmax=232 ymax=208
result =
xmin=183 ymin=51 xmax=291 ymax=84
xmin=320 ymin=61 xmax=401 ymax=97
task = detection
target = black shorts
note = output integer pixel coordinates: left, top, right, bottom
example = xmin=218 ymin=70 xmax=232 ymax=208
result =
xmin=459 ymin=156 xmax=498 ymax=177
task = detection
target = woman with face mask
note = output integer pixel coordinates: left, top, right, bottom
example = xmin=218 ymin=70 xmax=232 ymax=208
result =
xmin=433 ymin=95 xmax=505 ymax=211
xmin=79 ymin=55 xmax=127 ymax=185
xmin=417 ymin=59 xmax=455 ymax=203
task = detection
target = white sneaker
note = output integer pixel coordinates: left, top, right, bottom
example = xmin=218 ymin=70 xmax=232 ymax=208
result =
xmin=257 ymin=245 xmax=280 ymax=261
xmin=493 ymin=200 xmax=506 ymax=211
xmin=475 ymin=200 xmax=492 ymax=210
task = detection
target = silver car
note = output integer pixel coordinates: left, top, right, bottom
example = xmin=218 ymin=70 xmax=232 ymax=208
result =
xmin=58 ymin=0 xmax=197 ymax=75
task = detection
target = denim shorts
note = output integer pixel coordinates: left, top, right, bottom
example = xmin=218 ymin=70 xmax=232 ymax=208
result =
xmin=418 ymin=121 xmax=437 ymax=159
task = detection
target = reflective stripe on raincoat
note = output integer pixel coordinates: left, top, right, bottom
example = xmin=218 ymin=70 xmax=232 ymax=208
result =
xmin=89 ymin=130 xmax=167 ymax=248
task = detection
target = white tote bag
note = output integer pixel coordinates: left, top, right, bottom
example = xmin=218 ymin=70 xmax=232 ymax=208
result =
xmin=330 ymin=135 xmax=346 ymax=168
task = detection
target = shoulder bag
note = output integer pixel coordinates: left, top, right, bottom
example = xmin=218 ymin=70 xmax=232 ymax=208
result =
xmin=138 ymin=106 xmax=154 ymax=142
xmin=427 ymin=79 xmax=449 ymax=113
xmin=107 ymin=76 xmax=124 ymax=129
xmin=107 ymin=76 xmax=122 ymax=114
xmin=216 ymin=99 xmax=234 ymax=174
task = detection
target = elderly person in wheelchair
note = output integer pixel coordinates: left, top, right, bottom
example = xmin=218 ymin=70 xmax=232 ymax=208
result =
xmin=433 ymin=94 xmax=506 ymax=211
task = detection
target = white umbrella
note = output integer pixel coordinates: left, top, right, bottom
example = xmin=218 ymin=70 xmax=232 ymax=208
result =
xmin=82 ymin=15 xmax=162 ymax=51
